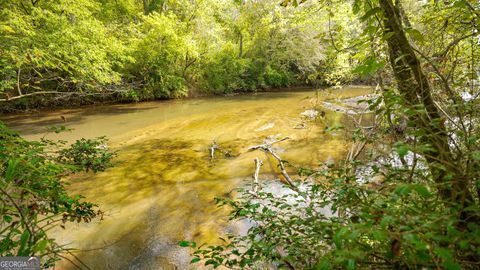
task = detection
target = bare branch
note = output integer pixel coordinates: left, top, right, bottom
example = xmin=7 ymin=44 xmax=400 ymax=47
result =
xmin=0 ymin=91 xmax=71 ymax=102
xmin=248 ymin=136 xmax=290 ymax=151
xmin=248 ymin=136 xmax=296 ymax=189
xmin=251 ymin=158 xmax=263 ymax=194
xmin=433 ymin=33 xmax=476 ymax=58
xmin=0 ymin=88 xmax=135 ymax=102
xmin=210 ymin=139 xmax=219 ymax=161
xmin=17 ymin=67 xmax=22 ymax=96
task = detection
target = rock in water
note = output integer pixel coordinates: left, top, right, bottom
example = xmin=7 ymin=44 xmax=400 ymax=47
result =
xmin=300 ymin=109 xmax=319 ymax=119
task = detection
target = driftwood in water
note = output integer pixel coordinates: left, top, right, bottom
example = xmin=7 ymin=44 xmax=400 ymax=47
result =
xmin=209 ymin=140 xmax=232 ymax=161
xmin=252 ymin=158 xmax=263 ymax=194
xmin=210 ymin=140 xmax=219 ymax=160
xmin=248 ymin=136 xmax=296 ymax=189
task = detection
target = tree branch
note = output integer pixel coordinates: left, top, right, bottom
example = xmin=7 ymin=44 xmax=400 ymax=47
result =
xmin=433 ymin=33 xmax=476 ymax=58
xmin=248 ymin=137 xmax=296 ymax=189
xmin=0 ymin=91 xmax=70 ymax=102
xmin=17 ymin=67 xmax=22 ymax=96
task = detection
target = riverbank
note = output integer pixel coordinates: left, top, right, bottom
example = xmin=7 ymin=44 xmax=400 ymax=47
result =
xmin=0 ymin=84 xmax=373 ymax=114
xmin=0 ymin=85 xmax=303 ymax=113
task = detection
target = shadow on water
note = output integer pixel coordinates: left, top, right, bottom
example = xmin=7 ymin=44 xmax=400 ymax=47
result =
xmin=0 ymin=105 xmax=157 ymax=136
xmin=59 ymin=134 xmax=351 ymax=269
xmin=58 ymin=138 xmax=245 ymax=269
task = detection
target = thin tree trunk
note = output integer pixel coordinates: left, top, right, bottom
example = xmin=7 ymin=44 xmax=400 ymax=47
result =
xmin=379 ymin=0 xmax=473 ymax=207
xmin=143 ymin=0 xmax=149 ymax=15
xmin=239 ymin=32 xmax=243 ymax=58
xmin=17 ymin=67 xmax=22 ymax=96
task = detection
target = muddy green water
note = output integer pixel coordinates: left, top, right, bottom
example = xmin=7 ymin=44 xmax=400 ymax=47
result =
xmin=1 ymin=87 xmax=371 ymax=269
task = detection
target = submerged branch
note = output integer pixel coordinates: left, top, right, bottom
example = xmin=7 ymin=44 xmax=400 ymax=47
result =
xmin=210 ymin=140 xmax=219 ymax=161
xmin=248 ymin=136 xmax=296 ymax=189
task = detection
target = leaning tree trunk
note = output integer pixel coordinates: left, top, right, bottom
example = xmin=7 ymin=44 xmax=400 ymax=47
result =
xmin=378 ymin=0 xmax=474 ymax=209
xmin=143 ymin=0 xmax=149 ymax=15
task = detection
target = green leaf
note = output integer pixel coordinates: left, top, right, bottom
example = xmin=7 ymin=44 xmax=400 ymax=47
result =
xmin=452 ymin=0 xmax=466 ymax=8
xmin=333 ymin=228 xmax=347 ymax=249
xmin=315 ymin=259 xmax=331 ymax=270
xmin=347 ymin=259 xmax=356 ymax=270
xmin=190 ymin=257 xmax=201 ymax=263
xmin=3 ymin=215 xmax=12 ymax=223
xmin=5 ymin=159 xmax=19 ymax=181
xmin=353 ymin=57 xmax=385 ymax=76
xmin=179 ymin=241 xmax=191 ymax=247
xmin=33 ymin=239 xmax=49 ymax=253
xmin=471 ymin=151 xmax=480 ymax=161
xmin=405 ymin=28 xmax=424 ymax=42
xmin=412 ymin=184 xmax=431 ymax=198
xmin=360 ymin=7 xmax=382 ymax=21
xmin=443 ymin=261 xmax=461 ymax=270
xmin=394 ymin=143 xmax=409 ymax=158
xmin=17 ymin=230 xmax=30 ymax=256
xmin=467 ymin=136 xmax=478 ymax=145
xmin=205 ymin=259 xmax=219 ymax=266
xmin=372 ymin=230 xmax=387 ymax=241
xmin=458 ymin=240 xmax=469 ymax=250
xmin=394 ymin=184 xmax=411 ymax=196
xmin=325 ymin=125 xmax=344 ymax=133
xmin=1 ymin=25 xmax=15 ymax=33
xmin=434 ymin=247 xmax=452 ymax=260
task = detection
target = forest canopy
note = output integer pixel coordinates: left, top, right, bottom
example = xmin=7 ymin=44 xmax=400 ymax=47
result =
xmin=0 ymin=0 xmax=360 ymax=109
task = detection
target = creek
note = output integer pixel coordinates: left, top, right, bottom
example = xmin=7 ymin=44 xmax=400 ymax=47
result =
xmin=0 ymin=87 xmax=372 ymax=269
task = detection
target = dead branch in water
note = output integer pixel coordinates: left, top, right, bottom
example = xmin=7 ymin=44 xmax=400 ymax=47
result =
xmin=252 ymin=158 xmax=263 ymax=194
xmin=247 ymin=136 xmax=290 ymax=151
xmin=248 ymin=136 xmax=297 ymax=190
xmin=210 ymin=140 xmax=219 ymax=161
xmin=209 ymin=139 xmax=232 ymax=161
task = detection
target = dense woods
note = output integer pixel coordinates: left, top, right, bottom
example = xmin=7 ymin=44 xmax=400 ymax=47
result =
xmin=1 ymin=0 xmax=480 ymax=269
xmin=0 ymin=0 xmax=359 ymax=110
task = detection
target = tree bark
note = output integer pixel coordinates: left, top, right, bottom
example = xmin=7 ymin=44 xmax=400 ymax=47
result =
xmin=394 ymin=0 xmax=411 ymax=28
xmin=378 ymin=0 xmax=474 ymax=207
xmin=143 ymin=0 xmax=149 ymax=15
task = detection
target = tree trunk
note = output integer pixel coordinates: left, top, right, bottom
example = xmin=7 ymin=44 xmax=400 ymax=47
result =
xmin=378 ymin=0 xmax=474 ymax=207
xmin=239 ymin=32 xmax=243 ymax=58
xmin=143 ymin=0 xmax=149 ymax=15
xmin=394 ymin=0 xmax=411 ymax=27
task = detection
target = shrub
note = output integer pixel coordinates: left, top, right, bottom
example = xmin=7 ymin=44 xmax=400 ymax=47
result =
xmin=0 ymin=122 xmax=116 ymax=267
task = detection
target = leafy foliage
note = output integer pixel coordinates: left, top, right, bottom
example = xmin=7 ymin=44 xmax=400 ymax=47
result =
xmin=0 ymin=122 xmax=116 ymax=267
xmin=0 ymin=0 xmax=362 ymax=107
xmin=189 ymin=172 xmax=479 ymax=269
